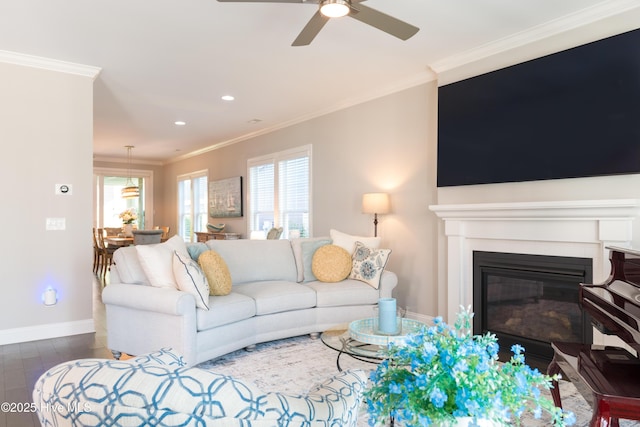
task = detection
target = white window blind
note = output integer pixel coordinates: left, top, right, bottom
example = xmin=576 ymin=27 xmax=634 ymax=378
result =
xmin=178 ymin=171 xmax=208 ymax=242
xmin=248 ymin=146 xmax=311 ymax=239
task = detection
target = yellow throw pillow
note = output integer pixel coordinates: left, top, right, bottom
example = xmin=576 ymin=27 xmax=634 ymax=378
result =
xmin=198 ymin=250 xmax=232 ymax=296
xmin=312 ymin=244 xmax=352 ymax=283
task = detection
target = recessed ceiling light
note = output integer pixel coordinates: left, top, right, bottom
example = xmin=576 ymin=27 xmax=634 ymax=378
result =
xmin=174 ymin=121 xmax=186 ymax=126
xmin=221 ymin=95 xmax=235 ymax=101
xmin=247 ymin=119 xmax=262 ymax=124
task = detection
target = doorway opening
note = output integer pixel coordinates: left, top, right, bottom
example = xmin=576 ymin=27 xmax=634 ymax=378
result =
xmin=93 ymin=167 xmax=154 ymax=230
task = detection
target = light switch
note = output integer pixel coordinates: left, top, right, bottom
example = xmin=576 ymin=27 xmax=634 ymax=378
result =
xmin=46 ymin=218 xmax=66 ymax=231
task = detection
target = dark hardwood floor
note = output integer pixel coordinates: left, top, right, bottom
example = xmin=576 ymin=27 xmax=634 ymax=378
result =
xmin=0 ymin=276 xmax=111 ymax=427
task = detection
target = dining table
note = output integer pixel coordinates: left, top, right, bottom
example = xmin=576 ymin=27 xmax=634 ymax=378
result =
xmin=105 ymin=236 xmax=134 ymax=247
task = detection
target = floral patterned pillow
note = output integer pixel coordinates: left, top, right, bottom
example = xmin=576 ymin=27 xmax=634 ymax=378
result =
xmin=349 ymin=241 xmax=391 ymax=289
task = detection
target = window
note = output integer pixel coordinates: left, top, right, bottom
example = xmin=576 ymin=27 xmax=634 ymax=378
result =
xmin=178 ymin=170 xmax=208 ymax=242
xmin=248 ymin=145 xmax=311 ymax=239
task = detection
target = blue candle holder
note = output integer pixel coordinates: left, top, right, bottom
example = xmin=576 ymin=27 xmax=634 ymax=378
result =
xmin=378 ymin=298 xmax=398 ymax=335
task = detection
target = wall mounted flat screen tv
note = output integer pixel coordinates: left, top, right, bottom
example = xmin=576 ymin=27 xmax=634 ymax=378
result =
xmin=437 ymin=27 xmax=640 ymax=187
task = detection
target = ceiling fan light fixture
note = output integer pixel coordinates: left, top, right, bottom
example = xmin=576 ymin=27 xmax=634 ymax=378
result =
xmin=319 ymin=0 xmax=350 ymax=18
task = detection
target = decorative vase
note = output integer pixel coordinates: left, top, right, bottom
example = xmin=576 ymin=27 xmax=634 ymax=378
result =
xmin=122 ymin=223 xmax=134 ymax=237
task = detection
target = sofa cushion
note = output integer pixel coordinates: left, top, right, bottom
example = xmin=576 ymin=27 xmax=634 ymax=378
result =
xmin=350 ymin=241 xmax=391 ymax=289
xmin=301 ymin=239 xmax=331 ymax=282
xmin=136 ymin=235 xmax=190 ymax=289
xmin=173 ymin=251 xmax=210 ymax=310
xmin=198 ymin=250 xmax=232 ymax=296
xmin=330 ymin=229 xmax=380 ymax=254
xmin=196 ymin=292 xmax=256 ymax=331
xmin=291 ymin=236 xmax=331 ymax=282
xmin=233 ymin=281 xmax=316 ymax=315
xmin=206 ymin=240 xmax=297 ymax=284
xmin=112 ymin=246 xmax=149 ymax=285
xmin=312 ymin=244 xmax=352 ymax=283
xmin=307 ymin=279 xmax=380 ymax=307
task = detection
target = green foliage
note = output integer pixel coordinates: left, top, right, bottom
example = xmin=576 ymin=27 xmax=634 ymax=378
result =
xmin=365 ymin=306 xmax=576 ymax=427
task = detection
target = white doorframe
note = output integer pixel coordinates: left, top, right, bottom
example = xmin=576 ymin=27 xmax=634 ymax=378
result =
xmin=93 ymin=167 xmax=154 ymax=229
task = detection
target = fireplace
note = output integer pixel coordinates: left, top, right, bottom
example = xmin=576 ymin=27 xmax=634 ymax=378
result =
xmin=473 ymin=251 xmax=593 ymax=362
xmin=428 ymin=199 xmax=640 ymax=349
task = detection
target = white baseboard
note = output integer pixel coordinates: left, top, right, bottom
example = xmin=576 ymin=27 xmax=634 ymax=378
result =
xmin=0 ymin=319 xmax=95 ymax=345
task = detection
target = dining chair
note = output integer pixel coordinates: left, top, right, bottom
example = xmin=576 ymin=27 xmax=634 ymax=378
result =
xmin=133 ymin=230 xmax=164 ymax=245
xmin=153 ymin=226 xmax=170 ymax=240
xmin=92 ymin=227 xmax=102 ymax=274
xmin=104 ymin=227 xmax=123 ymax=237
xmin=97 ymin=229 xmax=117 ymax=279
xmin=266 ymin=227 xmax=283 ymax=240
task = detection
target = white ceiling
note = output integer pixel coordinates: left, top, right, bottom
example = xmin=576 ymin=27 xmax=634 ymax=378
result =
xmin=0 ymin=0 xmax=638 ymax=163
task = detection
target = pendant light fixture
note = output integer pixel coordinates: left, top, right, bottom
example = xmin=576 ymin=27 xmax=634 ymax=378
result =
xmin=121 ymin=145 xmax=140 ymax=199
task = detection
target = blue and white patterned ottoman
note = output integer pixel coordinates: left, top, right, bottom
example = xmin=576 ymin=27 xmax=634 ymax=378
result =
xmin=33 ymin=348 xmax=367 ymax=426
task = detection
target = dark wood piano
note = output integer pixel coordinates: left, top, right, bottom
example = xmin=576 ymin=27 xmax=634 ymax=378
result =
xmin=548 ymin=246 xmax=640 ymax=427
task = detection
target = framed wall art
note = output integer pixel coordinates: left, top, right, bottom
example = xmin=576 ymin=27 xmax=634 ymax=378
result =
xmin=209 ymin=176 xmax=243 ymax=218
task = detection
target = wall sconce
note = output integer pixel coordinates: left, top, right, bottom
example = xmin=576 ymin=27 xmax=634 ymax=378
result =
xmin=362 ymin=192 xmax=390 ymax=237
xmin=42 ymin=287 xmax=58 ymax=306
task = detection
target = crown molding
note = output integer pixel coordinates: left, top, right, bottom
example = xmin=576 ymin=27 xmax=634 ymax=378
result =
xmin=167 ymin=69 xmax=436 ymax=164
xmin=92 ymin=155 xmax=163 ymax=166
xmin=430 ymin=0 xmax=640 ymax=84
xmin=0 ymin=50 xmax=101 ymax=79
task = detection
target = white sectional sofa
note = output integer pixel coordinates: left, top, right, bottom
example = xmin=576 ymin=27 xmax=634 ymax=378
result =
xmin=102 ymin=235 xmax=398 ymax=366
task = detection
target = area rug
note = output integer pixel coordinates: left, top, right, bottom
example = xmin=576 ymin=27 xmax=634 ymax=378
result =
xmin=197 ymin=335 xmax=639 ymax=426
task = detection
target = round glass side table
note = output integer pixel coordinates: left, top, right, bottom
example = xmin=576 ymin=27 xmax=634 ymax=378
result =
xmin=320 ymin=318 xmax=427 ymax=371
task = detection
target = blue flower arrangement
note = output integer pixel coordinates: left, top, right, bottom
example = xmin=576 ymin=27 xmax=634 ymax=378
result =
xmin=365 ymin=306 xmax=576 ymax=427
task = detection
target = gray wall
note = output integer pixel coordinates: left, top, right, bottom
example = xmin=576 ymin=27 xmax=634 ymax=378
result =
xmin=162 ymin=83 xmax=440 ymax=316
xmin=0 ymin=60 xmax=95 ymax=343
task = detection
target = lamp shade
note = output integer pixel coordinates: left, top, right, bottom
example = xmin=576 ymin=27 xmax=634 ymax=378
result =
xmin=362 ymin=193 xmax=390 ymax=214
xmin=121 ymin=185 xmax=140 ymax=199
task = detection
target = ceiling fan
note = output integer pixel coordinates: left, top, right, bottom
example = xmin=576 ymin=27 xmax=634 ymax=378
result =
xmin=216 ymin=0 xmax=419 ymax=46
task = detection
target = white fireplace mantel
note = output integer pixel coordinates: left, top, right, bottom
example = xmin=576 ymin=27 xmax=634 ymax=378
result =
xmin=429 ymin=199 xmax=640 ymax=324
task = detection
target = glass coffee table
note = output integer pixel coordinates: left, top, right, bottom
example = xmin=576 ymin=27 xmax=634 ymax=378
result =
xmin=320 ymin=318 xmax=427 ymax=371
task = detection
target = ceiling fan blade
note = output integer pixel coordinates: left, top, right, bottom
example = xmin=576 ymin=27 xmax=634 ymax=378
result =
xmin=216 ymin=0 xmax=311 ymax=3
xmin=348 ymin=3 xmax=418 ymax=41
xmin=292 ymin=11 xmax=329 ymax=46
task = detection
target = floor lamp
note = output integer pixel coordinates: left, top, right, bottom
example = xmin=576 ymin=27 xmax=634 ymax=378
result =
xmin=362 ymin=193 xmax=390 ymax=237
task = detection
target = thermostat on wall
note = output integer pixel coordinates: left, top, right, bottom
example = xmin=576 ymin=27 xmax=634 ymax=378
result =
xmin=55 ymin=184 xmax=72 ymax=195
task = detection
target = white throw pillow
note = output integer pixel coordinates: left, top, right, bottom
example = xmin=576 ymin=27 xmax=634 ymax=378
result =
xmin=330 ymin=229 xmax=381 ymax=254
xmin=135 ymin=235 xmax=189 ymax=289
xmin=173 ymin=251 xmax=210 ymax=310
xmin=112 ymin=246 xmax=149 ymax=285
